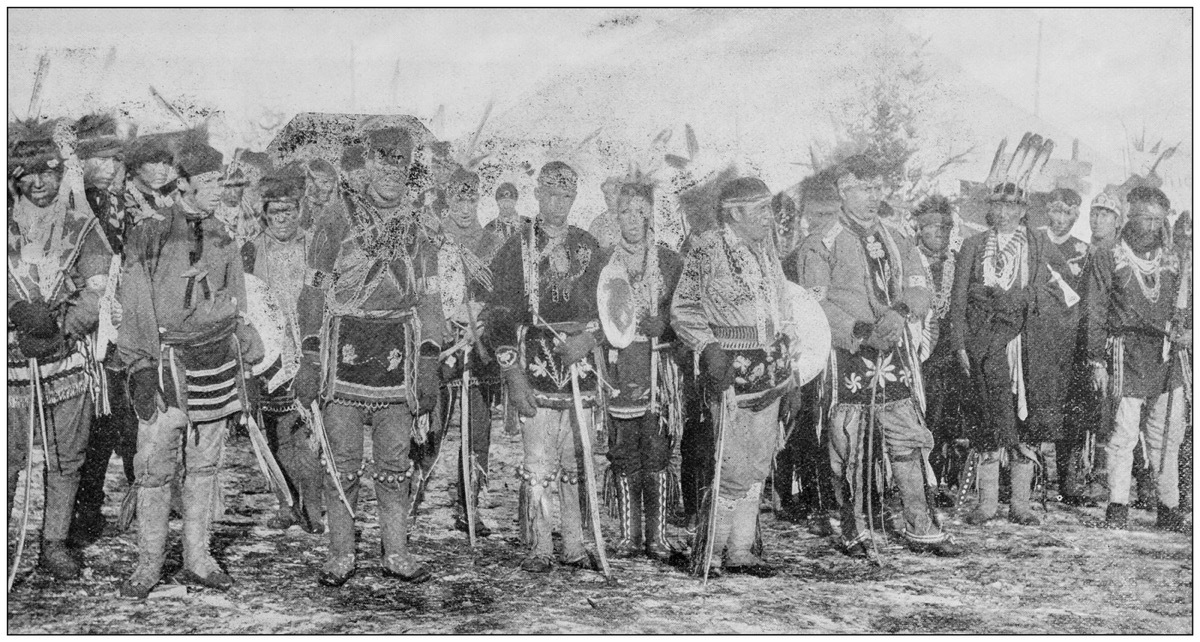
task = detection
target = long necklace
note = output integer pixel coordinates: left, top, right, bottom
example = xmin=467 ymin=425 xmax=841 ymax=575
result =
xmin=1114 ymin=240 xmax=1163 ymax=303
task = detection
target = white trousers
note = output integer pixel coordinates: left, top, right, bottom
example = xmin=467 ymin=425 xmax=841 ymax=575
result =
xmin=1106 ymin=388 xmax=1186 ymax=508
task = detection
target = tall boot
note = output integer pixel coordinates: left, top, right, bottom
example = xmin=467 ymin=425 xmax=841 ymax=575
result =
xmin=611 ymin=473 xmax=640 ymax=557
xmin=692 ymin=490 xmax=736 ymax=578
xmin=643 ymin=469 xmax=672 ymax=560
xmin=376 ymin=475 xmax=431 ymax=583
xmin=318 ymin=474 xmax=359 ymax=587
xmin=724 ymin=483 xmax=775 ymax=577
xmin=558 ymin=478 xmax=593 ymax=569
xmin=119 ymin=485 xmax=171 ymax=598
xmin=178 ymin=473 xmax=233 ymax=590
xmin=1009 ymin=457 xmax=1042 ymax=526
xmin=964 ymin=456 xmax=1000 ymax=525
xmin=39 ymin=469 xmax=82 ymax=579
xmin=892 ymin=453 xmax=962 ymax=556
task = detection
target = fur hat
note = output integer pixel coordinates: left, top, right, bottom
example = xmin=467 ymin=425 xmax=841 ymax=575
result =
xmin=259 ymin=163 xmax=305 ymax=205
xmin=174 ymin=129 xmax=223 ymax=178
xmin=367 ymin=127 xmax=414 ymax=163
xmin=75 ymin=114 xmax=135 ymax=160
xmin=718 ymin=176 xmax=771 ymax=207
xmin=913 ymin=194 xmax=954 ymax=227
xmin=537 ymin=161 xmax=577 ymax=191
xmin=444 ymin=167 xmax=480 ymax=201
xmin=124 ymin=133 xmax=176 ymax=170
xmin=8 ymin=118 xmax=62 ymax=177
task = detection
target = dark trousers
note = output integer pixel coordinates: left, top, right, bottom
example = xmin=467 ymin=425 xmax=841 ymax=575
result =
xmin=75 ymin=370 xmax=137 ymax=517
xmin=608 ymin=413 xmax=671 ymax=476
xmin=678 ymin=373 xmax=712 ymax=519
xmin=773 ymin=381 xmax=835 ymax=513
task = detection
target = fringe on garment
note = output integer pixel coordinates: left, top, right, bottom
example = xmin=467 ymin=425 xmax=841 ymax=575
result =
xmin=118 ymin=486 xmax=138 ymax=532
xmin=603 ymin=468 xmax=618 ymax=518
xmin=689 ymin=488 xmax=714 ymax=577
xmin=664 ymin=468 xmax=682 ymax=515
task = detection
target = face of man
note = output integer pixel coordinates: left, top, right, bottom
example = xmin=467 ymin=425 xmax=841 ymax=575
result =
xmin=617 ymin=193 xmax=651 ymax=245
xmin=220 ymin=183 xmax=245 ymax=207
xmin=1047 ymin=200 xmax=1079 ymax=237
xmin=84 ymin=157 xmax=125 ymax=193
xmin=447 ymin=193 xmax=479 ymax=230
xmin=918 ymin=220 xmax=953 ymax=255
xmin=366 ymin=148 xmax=409 ymax=202
xmin=135 ymin=161 xmax=176 ymax=191
xmin=803 ymin=200 xmax=841 ymax=236
xmin=534 ymin=173 xmax=577 ymax=227
xmin=17 ymin=169 xmax=63 ymax=208
xmin=179 ymin=171 xmax=223 ymax=214
xmin=838 ymin=175 xmax=885 ymax=225
xmin=496 ymin=196 xmax=518 ymax=219
xmin=1126 ymin=201 xmax=1167 ymax=243
xmin=730 ymin=199 xmax=773 ymax=244
xmin=264 ymin=200 xmax=300 ymax=241
xmin=1089 ymin=207 xmax=1119 ymax=242
xmin=305 ymin=170 xmax=336 ymax=206
xmin=987 ymin=201 xmax=1025 ymax=233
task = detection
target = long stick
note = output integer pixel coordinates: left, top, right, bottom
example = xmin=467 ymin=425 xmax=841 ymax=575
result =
xmin=308 ymin=401 xmax=356 ymax=519
xmin=460 ymin=346 xmax=477 ymax=548
xmin=703 ymin=388 xmax=732 ymax=585
xmin=570 ymin=363 xmax=611 ymax=580
xmin=8 ymin=360 xmax=39 ymax=591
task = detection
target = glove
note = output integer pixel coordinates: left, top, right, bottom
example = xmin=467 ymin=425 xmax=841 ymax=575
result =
xmin=416 ymin=353 xmax=440 ymax=414
xmin=701 ymin=342 xmax=734 ymax=396
xmin=503 ymin=367 xmax=538 ymax=419
xmin=865 ymin=309 xmax=905 ymax=351
xmin=237 ymin=323 xmax=265 ymax=367
xmin=63 ymin=290 xmax=100 ymax=338
xmin=293 ymin=354 xmax=322 ymax=408
xmin=129 ymin=367 xmax=164 ymax=422
xmin=17 ymin=332 xmax=63 ymax=360
xmin=779 ymin=384 xmax=803 ymax=425
xmin=9 ymin=300 xmax=59 ymax=337
xmin=637 ymin=315 xmax=666 ymax=338
xmin=555 ymin=330 xmax=598 ymax=366
xmin=439 ymin=351 xmax=459 ymax=382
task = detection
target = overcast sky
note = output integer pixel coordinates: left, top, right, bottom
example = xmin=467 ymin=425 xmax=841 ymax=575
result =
xmin=8 ymin=8 xmax=1191 ymax=187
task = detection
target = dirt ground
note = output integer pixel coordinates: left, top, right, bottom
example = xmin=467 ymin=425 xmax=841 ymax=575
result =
xmin=7 ymin=413 xmax=1193 ymax=634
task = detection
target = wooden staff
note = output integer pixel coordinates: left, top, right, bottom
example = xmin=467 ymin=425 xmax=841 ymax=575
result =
xmin=570 ymin=362 xmax=612 ymax=580
xmin=307 ymin=401 xmax=356 ymax=519
xmin=703 ymin=388 xmax=733 ymax=585
xmin=460 ymin=345 xmax=477 ymax=548
xmin=8 ymin=360 xmax=39 ymax=592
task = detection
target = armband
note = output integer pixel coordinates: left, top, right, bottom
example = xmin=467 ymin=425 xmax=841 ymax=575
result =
xmin=853 ymin=321 xmax=874 ymax=340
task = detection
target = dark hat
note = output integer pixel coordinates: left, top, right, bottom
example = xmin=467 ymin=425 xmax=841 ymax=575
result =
xmin=366 ymin=127 xmax=414 ymax=161
xmin=835 ymin=154 xmax=887 ymax=182
xmin=124 ymin=134 xmax=176 ymax=170
xmin=495 ymin=182 xmax=518 ymax=200
xmin=986 ymin=181 xmax=1027 ymax=204
xmin=8 ymin=118 xmax=61 ymax=177
xmin=799 ymin=169 xmax=840 ymax=203
xmin=175 ymin=133 xmax=223 ymax=178
xmin=75 ymin=114 xmax=134 ymax=160
xmin=260 ymin=163 xmax=305 ymax=204
xmin=537 ymin=161 xmax=577 ymax=190
xmin=1047 ymin=187 xmax=1081 ymax=208
xmin=1126 ymin=185 xmax=1170 ymax=214
xmin=913 ymin=194 xmax=954 ymax=227
xmin=718 ymin=176 xmax=771 ymax=207
xmin=445 ymin=167 xmax=480 ymax=200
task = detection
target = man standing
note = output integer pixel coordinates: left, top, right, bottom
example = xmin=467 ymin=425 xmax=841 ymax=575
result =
xmin=70 ymin=114 xmax=139 ymax=547
xmin=1036 ymin=189 xmax=1093 ymax=507
xmin=797 ymin=157 xmax=961 ymax=558
xmin=587 ymin=175 xmax=624 ymax=250
xmin=8 ymin=118 xmax=112 ymax=580
xmin=435 ymin=168 xmax=502 ymax=537
xmin=293 ymin=126 xmax=444 ymax=587
xmin=910 ymin=195 xmax=969 ymax=505
xmin=673 ymin=176 xmax=802 ymax=577
xmin=122 ymin=134 xmax=178 ymax=225
xmin=948 ymin=181 xmax=1072 ymax=528
xmin=117 ymin=136 xmax=264 ymax=598
xmin=601 ymin=179 xmax=683 ymax=561
xmin=299 ymin=158 xmax=338 ymax=230
xmin=483 ymin=182 xmax=527 ymax=260
xmin=486 ymin=161 xmax=605 ymax=573
xmin=1087 ymin=186 xmax=1189 ymax=532
xmin=245 ymin=167 xmax=325 ymax=533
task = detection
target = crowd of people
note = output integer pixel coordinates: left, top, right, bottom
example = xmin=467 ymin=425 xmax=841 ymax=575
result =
xmin=6 ymin=111 xmax=1191 ymax=600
